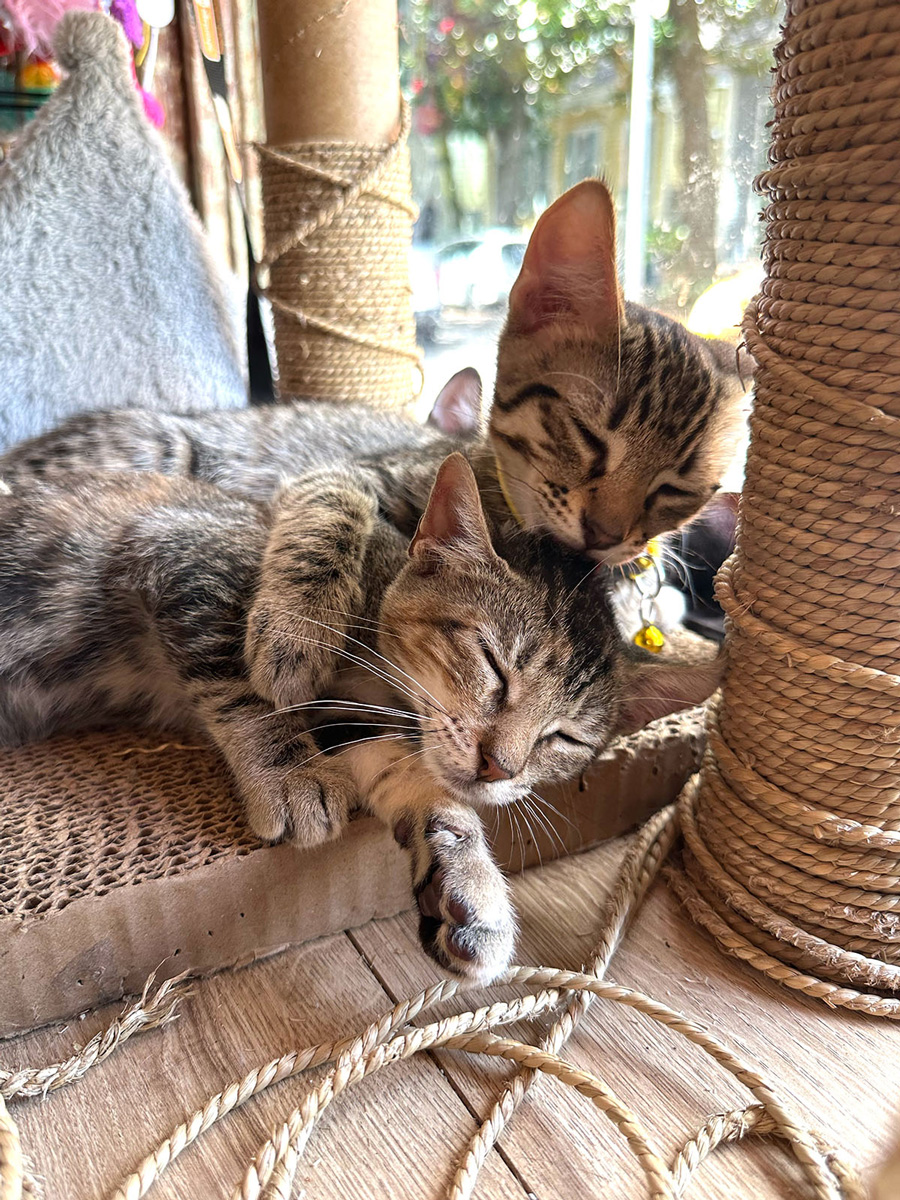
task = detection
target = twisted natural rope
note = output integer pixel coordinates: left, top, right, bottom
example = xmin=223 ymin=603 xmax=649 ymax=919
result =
xmin=674 ymin=0 xmax=900 ymax=1014
xmin=448 ymin=802 xmax=680 ymax=1200
xmin=0 ymin=973 xmax=186 ymax=1103
xmin=0 ymin=806 xmax=864 ymax=1200
xmin=257 ymin=97 xmax=422 ymax=407
xmin=0 ymin=973 xmax=185 ymax=1200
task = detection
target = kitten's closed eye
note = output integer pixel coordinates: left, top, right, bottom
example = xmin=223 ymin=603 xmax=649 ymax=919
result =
xmin=647 ymin=482 xmax=701 ymax=509
xmin=539 ymin=728 xmax=594 ymax=750
xmin=478 ymin=636 xmax=509 ymax=703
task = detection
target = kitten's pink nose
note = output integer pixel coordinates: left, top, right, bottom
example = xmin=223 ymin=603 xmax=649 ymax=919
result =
xmin=581 ymin=514 xmax=625 ymax=551
xmin=477 ymin=746 xmax=514 ymax=782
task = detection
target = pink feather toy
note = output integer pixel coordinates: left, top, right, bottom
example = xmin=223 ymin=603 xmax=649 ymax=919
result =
xmin=1 ymin=0 xmax=164 ymax=126
xmin=2 ymin=0 xmax=94 ymax=57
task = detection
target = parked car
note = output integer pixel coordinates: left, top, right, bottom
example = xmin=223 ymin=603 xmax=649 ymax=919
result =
xmin=410 ymin=229 xmax=528 ymax=343
xmin=435 ymin=229 xmax=527 ymax=311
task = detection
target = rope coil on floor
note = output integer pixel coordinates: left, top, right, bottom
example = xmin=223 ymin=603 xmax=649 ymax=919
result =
xmin=674 ymin=0 xmax=900 ymax=1014
xmin=0 ymin=806 xmax=865 ymax=1200
xmin=256 ymin=98 xmax=422 ymax=408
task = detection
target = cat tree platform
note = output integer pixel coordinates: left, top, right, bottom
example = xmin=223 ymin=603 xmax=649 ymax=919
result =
xmin=0 ymin=709 xmax=704 ymax=1038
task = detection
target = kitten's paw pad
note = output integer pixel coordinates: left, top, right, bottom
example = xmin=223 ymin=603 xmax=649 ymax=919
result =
xmin=414 ymin=818 xmax=516 ymax=985
xmin=245 ymin=601 xmax=338 ymax=707
xmin=283 ymin=765 xmax=356 ymax=848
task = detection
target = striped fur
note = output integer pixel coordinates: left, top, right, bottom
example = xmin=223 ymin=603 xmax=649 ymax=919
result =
xmin=0 ymin=186 xmax=747 ymax=568
xmin=490 ymin=179 xmax=747 ymax=565
xmin=491 ymin=301 xmax=746 ymax=564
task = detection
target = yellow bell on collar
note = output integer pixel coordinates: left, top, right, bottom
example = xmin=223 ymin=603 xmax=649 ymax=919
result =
xmin=630 ymin=538 xmax=665 ymax=653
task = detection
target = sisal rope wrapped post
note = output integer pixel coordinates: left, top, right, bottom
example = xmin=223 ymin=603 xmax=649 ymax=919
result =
xmin=255 ymin=0 xmax=421 ymax=407
xmin=673 ymin=0 xmax=900 ymax=1016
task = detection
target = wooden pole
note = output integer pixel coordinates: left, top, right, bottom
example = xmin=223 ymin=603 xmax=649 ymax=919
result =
xmin=256 ymin=0 xmax=401 ymax=146
xmin=675 ymin=0 xmax=900 ymax=1017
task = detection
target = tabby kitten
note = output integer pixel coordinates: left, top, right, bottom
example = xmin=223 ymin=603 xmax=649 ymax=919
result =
xmin=0 ymin=455 xmax=718 ymax=980
xmin=490 ymin=179 xmax=748 ymax=565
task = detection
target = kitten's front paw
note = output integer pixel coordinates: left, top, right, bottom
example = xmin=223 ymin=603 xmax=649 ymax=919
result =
xmin=245 ymin=600 xmax=340 ymax=708
xmin=238 ymin=761 xmax=357 ymax=849
xmin=405 ymin=810 xmax=516 ymax=984
xmin=283 ymin=762 xmax=357 ymax=847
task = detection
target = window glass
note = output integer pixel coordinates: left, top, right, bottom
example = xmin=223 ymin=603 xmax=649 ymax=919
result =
xmin=400 ymin=0 xmax=781 ymax=400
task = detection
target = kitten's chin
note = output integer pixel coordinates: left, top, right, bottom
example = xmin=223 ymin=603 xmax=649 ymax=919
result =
xmin=437 ymin=768 xmax=524 ymax=809
xmin=594 ymin=544 xmax=646 ymax=567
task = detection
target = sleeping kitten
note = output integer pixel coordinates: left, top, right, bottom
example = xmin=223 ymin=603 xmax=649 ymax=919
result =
xmin=490 ymin=179 xmax=748 ymax=565
xmin=0 ymin=178 xmax=743 ymax=788
xmin=0 ymin=179 xmax=747 ymax=571
xmin=0 ymin=455 xmax=718 ymax=981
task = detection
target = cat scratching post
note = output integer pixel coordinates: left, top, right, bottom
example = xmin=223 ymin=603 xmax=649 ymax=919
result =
xmin=673 ymin=0 xmax=900 ymax=1016
xmin=255 ymin=0 xmax=421 ymax=406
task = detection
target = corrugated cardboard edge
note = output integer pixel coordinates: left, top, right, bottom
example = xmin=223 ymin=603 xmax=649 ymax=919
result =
xmin=0 ymin=712 xmax=703 ymax=1039
xmin=1 ymin=818 xmax=410 ymax=1038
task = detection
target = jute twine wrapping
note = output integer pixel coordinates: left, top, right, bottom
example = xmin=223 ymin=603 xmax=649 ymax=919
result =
xmin=257 ymin=99 xmax=422 ymax=408
xmin=0 ymin=807 xmax=865 ymax=1200
xmin=675 ymin=0 xmax=900 ymax=1015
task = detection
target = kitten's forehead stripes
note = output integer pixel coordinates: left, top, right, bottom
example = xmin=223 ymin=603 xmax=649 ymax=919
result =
xmin=495 ymin=382 xmax=562 ymax=414
xmin=513 ymin=639 xmax=541 ymax=671
xmin=571 ymin=417 xmax=606 ymax=457
xmin=607 ymin=391 xmax=630 ymax=432
xmin=493 ymin=430 xmax=533 ymax=461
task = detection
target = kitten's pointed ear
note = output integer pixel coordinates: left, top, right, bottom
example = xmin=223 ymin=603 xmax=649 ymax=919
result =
xmin=410 ymin=453 xmax=495 ymax=566
xmin=507 ymin=179 xmax=622 ymax=339
xmin=428 ymin=368 xmax=483 ymax=436
xmin=617 ymin=655 xmax=723 ymax=736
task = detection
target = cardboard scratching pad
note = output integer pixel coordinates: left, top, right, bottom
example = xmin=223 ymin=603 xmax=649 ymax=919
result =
xmin=0 ymin=712 xmax=704 ymax=1038
xmin=0 ymin=12 xmax=245 ymax=452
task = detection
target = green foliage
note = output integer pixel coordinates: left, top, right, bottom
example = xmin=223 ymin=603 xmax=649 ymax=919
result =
xmin=400 ymin=0 xmax=779 ymax=137
xmin=400 ymin=0 xmax=632 ymax=135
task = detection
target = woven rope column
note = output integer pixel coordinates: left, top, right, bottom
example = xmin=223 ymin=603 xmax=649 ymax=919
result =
xmin=257 ymin=118 xmax=421 ymax=407
xmin=672 ymin=0 xmax=900 ymax=1017
xmin=255 ymin=0 xmax=421 ymax=408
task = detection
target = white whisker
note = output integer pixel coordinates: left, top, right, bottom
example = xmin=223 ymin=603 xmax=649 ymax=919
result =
xmin=367 ymin=743 xmax=433 ymax=790
xmin=543 ymin=370 xmax=603 ymax=396
xmin=263 ymin=699 xmax=434 ymax=724
xmin=518 ymin=797 xmax=543 ymax=870
xmin=286 ymin=732 xmax=408 ymax=775
xmin=524 ymin=791 xmax=567 ymax=858
xmin=529 ymin=788 xmax=579 ymax=835
xmin=297 ymin=616 xmax=450 ymax=717
xmin=292 ymin=633 xmax=438 ymax=713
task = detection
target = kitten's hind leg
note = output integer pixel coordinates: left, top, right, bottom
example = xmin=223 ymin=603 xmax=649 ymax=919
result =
xmin=246 ymin=468 xmax=377 ymax=708
xmin=343 ymin=739 xmax=516 ymax=984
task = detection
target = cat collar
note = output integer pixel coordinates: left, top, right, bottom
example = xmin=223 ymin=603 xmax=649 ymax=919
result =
xmin=495 ymin=455 xmax=664 ymax=652
xmin=494 ymin=454 xmax=524 ymax=525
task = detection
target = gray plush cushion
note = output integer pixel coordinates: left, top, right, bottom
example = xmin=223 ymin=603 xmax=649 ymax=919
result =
xmin=0 ymin=11 xmax=246 ymax=451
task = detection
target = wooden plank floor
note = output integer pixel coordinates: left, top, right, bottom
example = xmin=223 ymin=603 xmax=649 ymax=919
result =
xmin=5 ymin=837 xmax=900 ymax=1200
